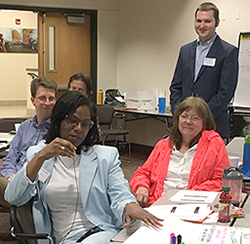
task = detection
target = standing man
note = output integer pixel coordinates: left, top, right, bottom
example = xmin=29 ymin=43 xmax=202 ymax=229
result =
xmin=170 ymin=2 xmax=238 ymax=139
xmin=0 ymin=76 xmax=58 ymax=208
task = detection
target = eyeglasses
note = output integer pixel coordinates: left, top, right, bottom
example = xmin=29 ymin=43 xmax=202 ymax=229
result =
xmin=179 ymin=114 xmax=201 ymax=123
xmin=65 ymin=114 xmax=94 ymax=131
xmin=36 ymin=96 xmax=56 ymax=102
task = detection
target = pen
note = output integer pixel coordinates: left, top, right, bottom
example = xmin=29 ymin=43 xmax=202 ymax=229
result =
xmin=177 ymin=234 xmax=182 ymax=244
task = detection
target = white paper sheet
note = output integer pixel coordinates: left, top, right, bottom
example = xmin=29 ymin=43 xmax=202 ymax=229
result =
xmin=169 ymin=190 xmax=219 ymax=204
xmin=145 ymin=204 xmax=217 ymax=224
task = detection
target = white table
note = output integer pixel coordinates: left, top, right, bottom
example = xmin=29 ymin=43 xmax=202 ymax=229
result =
xmin=233 ymin=193 xmax=250 ymax=228
xmin=0 ymin=132 xmax=15 ymax=152
xmin=0 ymin=132 xmax=14 ymax=143
xmin=108 ymin=190 xmax=179 ymax=243
xmin=114 ymin=108 xmax=173 ymax=132
xmin=108 ymin=189 xmax=249 ymax=243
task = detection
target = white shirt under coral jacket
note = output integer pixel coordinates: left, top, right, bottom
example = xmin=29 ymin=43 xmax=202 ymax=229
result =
xmin=5 ymin=143 xmax=136 ymax=240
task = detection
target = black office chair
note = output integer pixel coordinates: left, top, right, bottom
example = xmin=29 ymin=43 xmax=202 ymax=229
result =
xmin=0 ymin=118 xmax=26 ymax=133
xmin=10 ymin=208 xmax=52 ymax=244
xmin=0 ymin=206 xmax=16 ymax=244
xmin=9 ymin=199 xmax=53 ymax=244
xmin=96 ymin=105 xmax=131 ymax=161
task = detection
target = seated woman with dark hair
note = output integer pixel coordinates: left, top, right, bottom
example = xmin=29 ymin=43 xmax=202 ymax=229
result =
xmin=130 ymin=96 xmax=230 ymax=207
xmin=5 ymin=91 xmax=162 ymax=244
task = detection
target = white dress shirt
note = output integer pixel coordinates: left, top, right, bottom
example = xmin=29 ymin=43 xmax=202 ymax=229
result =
xmin=194 ymin=34 xmax=217 ymax=81
xmin=163 ymin=144 xmax=197 ymax=193
xmin=45 ymin=155 xmax=94 ymax=244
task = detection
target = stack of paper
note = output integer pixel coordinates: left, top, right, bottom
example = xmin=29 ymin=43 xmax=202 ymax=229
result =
xmin=169 ymin=190 xmax=219 ymax=205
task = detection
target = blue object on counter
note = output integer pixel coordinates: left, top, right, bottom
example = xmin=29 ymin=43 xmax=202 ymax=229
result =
xmin=158 ymin=97 xmax=166 ymax=113
xmin=243 ymin=143 xmax=250 ymax=178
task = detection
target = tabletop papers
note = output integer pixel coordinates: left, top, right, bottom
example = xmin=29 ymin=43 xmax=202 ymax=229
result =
xmin=145 ymin=204 xmax=218 ymax=224
xmin=123 ymin=218 xmax=250 ymax=244
xmin=169 ymin=190 xmax=219 ymax=204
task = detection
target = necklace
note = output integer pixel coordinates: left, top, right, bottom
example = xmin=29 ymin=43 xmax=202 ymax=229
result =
xmin=57 ymin=155 xmax=80 ymax=169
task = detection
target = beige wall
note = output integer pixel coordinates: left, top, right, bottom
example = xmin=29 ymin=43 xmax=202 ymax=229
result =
xmin=0 ymin=0 xmax=118 ymax=10
xmin=0 ymin=10 xmax=38 ymax=100
xmin=0 ymin=10 xmax=37 ymax=117
xmin=115 ymin=0 xmax=250 ymax=145
xmin=98 ymin=10 xmax=118 ymax=93
xmin=116 ymin=0 xmax=250 ymax=107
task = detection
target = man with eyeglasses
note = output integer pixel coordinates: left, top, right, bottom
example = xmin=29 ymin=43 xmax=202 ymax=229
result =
xmin=0 ymin=76 xmax=58 ymax=208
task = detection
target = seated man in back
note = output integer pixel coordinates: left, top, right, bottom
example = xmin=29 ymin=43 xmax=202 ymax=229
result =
xmin=68 ymin=72 xmax=93 ymax=99
xmin=0 ymin=76 xmax=58 ymax=208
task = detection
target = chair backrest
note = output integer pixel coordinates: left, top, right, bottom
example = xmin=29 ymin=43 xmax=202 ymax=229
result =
xmin=11 ymin=198 xmax=36 ymax=244
xmin=10 ymin=197 xmax=48 ymax=244
xmin=96 ymin=105 xmax=114 ymax=126
xmin=0 ymin=118 xmax=26 ymax=132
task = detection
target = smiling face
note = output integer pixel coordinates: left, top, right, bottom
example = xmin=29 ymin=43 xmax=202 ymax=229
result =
xmin=195 ymin=10 xmax=219 ymax=43
xmin=30 ymin=85 xmax=56 ymax=124
xmin=178 ymin=108 xmax=204 ymax=144
xmin=59 ymin=105 xmax=91 ymax=147
xmin=69 ymin=80 xmax=87 ymax=97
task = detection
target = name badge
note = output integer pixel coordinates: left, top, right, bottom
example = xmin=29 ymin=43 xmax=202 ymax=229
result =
xmin=203 ymin=57 xmax=216 ymax=67
xmin=38 ymin=167 xmax=50 ymax=183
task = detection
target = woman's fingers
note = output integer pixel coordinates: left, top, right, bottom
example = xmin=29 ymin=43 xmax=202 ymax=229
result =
xmin=135 ymin=187 xmax=149 ymax=207
xmin=143 ymin=212 xmax=164 ymax=227
xmin=43 ymin=138 xmax=76 ymax=159
xmin=124 ymin=202 xmax=164 ymax=229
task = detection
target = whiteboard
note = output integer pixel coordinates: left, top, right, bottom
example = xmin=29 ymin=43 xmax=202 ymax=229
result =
xmin=233 ymin=32 xmax=250 ymax=108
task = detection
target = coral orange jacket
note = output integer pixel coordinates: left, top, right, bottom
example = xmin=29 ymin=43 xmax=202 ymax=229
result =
xmin=130 ymin=130 xmax=230 ymax=207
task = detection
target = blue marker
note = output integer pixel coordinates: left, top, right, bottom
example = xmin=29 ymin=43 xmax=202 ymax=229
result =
xmin=170 ymin=233 xmax=175 ymax=244
xmin=172 ymin=235 xmax=177 ymax=244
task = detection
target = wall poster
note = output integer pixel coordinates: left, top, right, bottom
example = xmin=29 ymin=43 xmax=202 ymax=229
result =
xmin=0 ymin=28 xmax=38 ymax=53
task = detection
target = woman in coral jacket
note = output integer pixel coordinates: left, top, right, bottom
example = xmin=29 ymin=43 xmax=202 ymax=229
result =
xmin=130 ymin=96 xmax=230 ymax=207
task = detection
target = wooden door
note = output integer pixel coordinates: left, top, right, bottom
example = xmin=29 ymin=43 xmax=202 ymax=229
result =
xmin=38 ymin=12 xmax=91 ymax=86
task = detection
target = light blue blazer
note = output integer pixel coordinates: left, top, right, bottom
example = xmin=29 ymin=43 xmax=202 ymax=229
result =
xmin=5 ymin=143 xmax=136 ymax=239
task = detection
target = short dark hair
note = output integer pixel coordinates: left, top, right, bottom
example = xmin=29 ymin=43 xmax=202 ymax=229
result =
xmin=45 ymin=91 xmax=99 ymax=152
xmin=68 ymin=72 xmax=93 ymax=98
xmin=195 ymin=2 xmax=219 ymax=23
xmin=30 ymin=76 xmax=58 ymax=97
xmin=169 ymin=96 xmax=216 ymax=150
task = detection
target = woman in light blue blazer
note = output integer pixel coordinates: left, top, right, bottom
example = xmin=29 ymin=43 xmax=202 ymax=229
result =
xmin=5 ymin=91 xmax=163 ymax=244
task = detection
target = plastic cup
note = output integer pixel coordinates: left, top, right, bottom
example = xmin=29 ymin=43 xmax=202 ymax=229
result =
xmin=15 ymin=123 xmax=21 ymax=132
xmin=228 ymin=156 xmax=240 ymax=167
